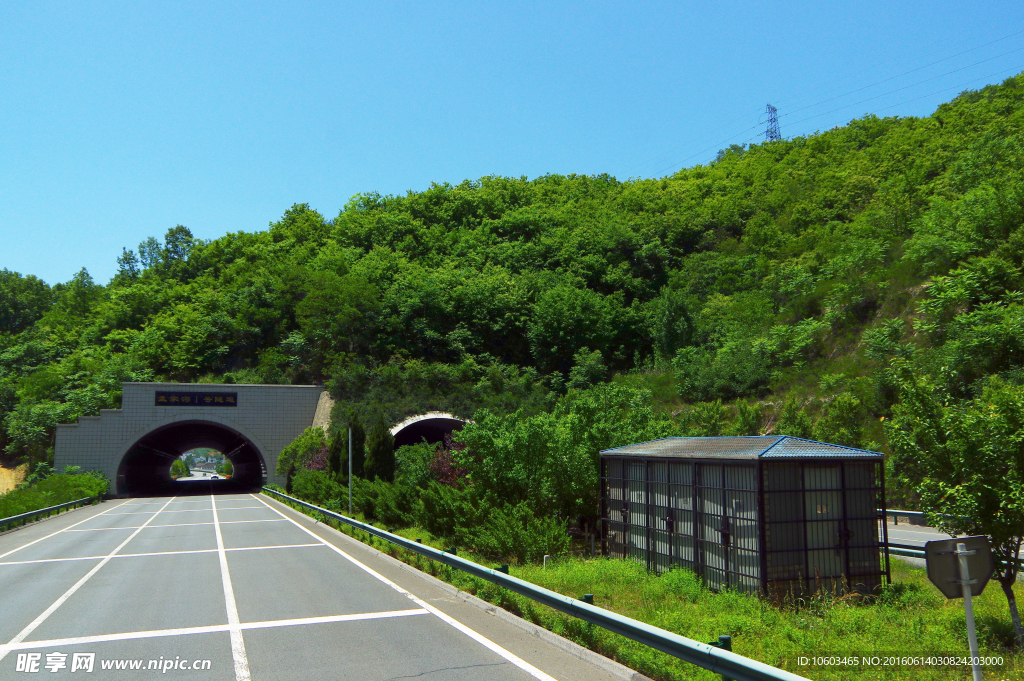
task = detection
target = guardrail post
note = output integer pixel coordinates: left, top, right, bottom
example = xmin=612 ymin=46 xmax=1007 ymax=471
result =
xmin=709 ymin=635 xmax=733 ymax=681
xmin=582 ymin=594 xmax=594 ymax=605
xmin=497 ymin=564 xmax=509 ymax=574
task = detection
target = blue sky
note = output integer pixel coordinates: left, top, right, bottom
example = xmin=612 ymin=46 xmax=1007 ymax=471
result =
xmin=2 ymin=1 xmax=1023 ymax=285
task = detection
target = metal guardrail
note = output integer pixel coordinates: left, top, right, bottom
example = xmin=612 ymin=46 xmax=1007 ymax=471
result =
xmin=882 ymin=509 xmax=928 ymax=525
xmin=886 ymin=542 xmax=926 ymax=558
xmin=881 ymin=509 xmax=971 ymax=526
xmin=0 ymin=496 xmax=99 ymax=532
xmin=262 ymin=487 xmax=808 ymax=681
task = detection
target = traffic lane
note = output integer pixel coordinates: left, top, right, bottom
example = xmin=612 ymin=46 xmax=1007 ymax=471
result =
xmin=145 ymin=509 xmax=218 ymax=526
xmin=9 ymin=493 xmax=570 ymax=680
xmin=244 ymin=616 xmax=533 ymax=681
xmin=0 ymin=500 xmax=131 ymax=560
xmin=255 ymin=494 xmax=628 ymax=681
xmin=219 ymin=519 xmax=313 ymax=550
xmin=67 ymin=509 xmax=168 ymax=532
xmin=0 ymin=561 xmax=102 ymax=643
xmin=6 ymin=633 xmax=236 ymax=681
xmin=113 ymin=524 xmax=218 ymax=554
xmin=26 ymin=553 xmax=229 ymax=643
xmin=214 ymin=499 xmax=262 ymax=509
xmin=887 ymin=524 xmax=954 ymax=545
xmin=3 ymin=527 xmax=137 ymax=563
xmin=208 ymin=506 xmax=281 ymax=524
xmin=228 ymin=544 xmax=416 ymax=622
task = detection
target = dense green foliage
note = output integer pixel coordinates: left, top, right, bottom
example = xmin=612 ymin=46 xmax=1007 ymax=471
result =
xmin=6 ymin=74 xmax=1024 ymax=632
xmin=0 ymin=468 xmax=108 ymax=520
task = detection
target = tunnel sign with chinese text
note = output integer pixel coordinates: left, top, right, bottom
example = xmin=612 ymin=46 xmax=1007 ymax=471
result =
xmin=155 ymin=391 xmax=238 ymax=407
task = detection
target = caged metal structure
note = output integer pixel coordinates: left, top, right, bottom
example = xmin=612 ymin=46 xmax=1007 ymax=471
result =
xmin=600 ymin=436 xmax=889 ymax=598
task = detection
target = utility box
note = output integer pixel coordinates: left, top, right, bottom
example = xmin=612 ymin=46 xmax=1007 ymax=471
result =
xmin=600 ymin=436 xmax=889 ymax=598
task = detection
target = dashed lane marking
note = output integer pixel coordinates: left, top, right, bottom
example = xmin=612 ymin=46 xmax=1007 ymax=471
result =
xmin=64 ymin=518 xmax=287 ymax=532
xmin=0 ymin=543 xmax=324 ymax=567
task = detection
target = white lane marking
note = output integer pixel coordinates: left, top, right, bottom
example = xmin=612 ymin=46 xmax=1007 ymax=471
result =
xmin=0 ymin=543 xmax=324 ymax=567
xmin=0 ymin=498 xmax=175 ymax=664
xmin=252 ymin=494 xmax=558 ymax=681
xmin=1 ymin=609 xmax=429 ymax=653
xmin=65 ymin=518 xmax=287 ymax=532
xmin=212 ymin=494 xmax=251 ymax=681
xmin=100 ymin=506 xmax=267 ymax=516
xmin=0 ymin=500 xmax=133 ymax=561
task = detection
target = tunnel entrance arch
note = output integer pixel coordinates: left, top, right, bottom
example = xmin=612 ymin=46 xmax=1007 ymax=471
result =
xmin=116 ymin=420 xmax=268 ymax=496
xmin=390 ymin=412 xmax=469 ymax=449
xmin=55 ymin=382 xmax=330 ymax=496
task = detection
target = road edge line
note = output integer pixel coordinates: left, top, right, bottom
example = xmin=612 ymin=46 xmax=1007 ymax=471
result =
xmin=260 ymin=493 xmax=654 ymax=681
xmin=250 ymin=493 xmax=558 ymax=681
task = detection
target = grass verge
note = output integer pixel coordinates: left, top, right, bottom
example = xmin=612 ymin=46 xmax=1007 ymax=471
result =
xmin=0 ymin=474 xmax=107 ymax=523
xmin=269 ymin=493 xmax=1024 ymax=681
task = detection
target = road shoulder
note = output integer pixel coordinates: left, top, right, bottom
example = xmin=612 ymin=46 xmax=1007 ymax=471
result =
xmin=258 ymin=493 xmax=654 ymax=681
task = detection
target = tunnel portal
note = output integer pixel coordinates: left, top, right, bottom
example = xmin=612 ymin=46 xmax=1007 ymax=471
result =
xmin=55 ymin=382 xmax=330 ymax=496
xmin=118 ymin=421 xmax=267 ymax=496
xmin=391 ymin=412 xmax=468 ymax=449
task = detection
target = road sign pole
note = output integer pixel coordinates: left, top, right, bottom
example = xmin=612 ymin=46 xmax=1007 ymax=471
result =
xmin=348 ymin=426 xmax=353 ymax=516
xmin=957 ymin=542 xmax=983 ymax=681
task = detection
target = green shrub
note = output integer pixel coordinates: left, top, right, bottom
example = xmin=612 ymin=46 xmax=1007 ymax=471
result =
xmin=276 ymin=426 xmax=327 ymax=483
xmin=394 ymin=440 xmax=434 ymax=488
xmin=0 ymin=470 xmax=108 ymax=520
xmin=348 ymin=477 xmax=420 ymax=528
xmin=370 ymin=480 xmax=419 ymax=528
xmin=290 ymin=469 xmax=342 ymax=507
xmin=465 ymin=501 xmax=570 ymax=564
xmin=416 ymin=481 xmax=489 ymax=538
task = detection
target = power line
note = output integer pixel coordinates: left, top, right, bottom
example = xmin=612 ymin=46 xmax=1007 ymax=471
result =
xmin=625 ymin=105 xmax=766 ymax=176
xmin=641 ymin=29 xmax=1024 ymax=178
xmin=773 ymin=27 xmax=1024 ymax=116
xmin=780 ymin=44 xmax=1024 ymax=122
xmin=651 ymin=123 xmax=762 ymax=176
xmin=780 ymin=58 xmax=1024 ymax=130
xmin=657 ymin=66 xmax=1022 ymax=176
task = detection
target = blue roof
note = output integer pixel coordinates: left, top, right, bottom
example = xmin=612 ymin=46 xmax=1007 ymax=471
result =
xmin=599 ymin=436 xmax=882 ymax=459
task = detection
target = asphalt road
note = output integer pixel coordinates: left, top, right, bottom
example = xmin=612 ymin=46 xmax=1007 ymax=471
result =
xmin=0 ymin=491 xmax=626 ymax=681
xmin=886 ymin=522 xmax=956 ymax=548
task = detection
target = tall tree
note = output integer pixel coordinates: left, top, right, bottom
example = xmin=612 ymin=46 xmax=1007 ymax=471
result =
xmin=364 ymin=417 xmax=394 ymax=482
xmin=887 ymin=367 xmax=1024 ymax=648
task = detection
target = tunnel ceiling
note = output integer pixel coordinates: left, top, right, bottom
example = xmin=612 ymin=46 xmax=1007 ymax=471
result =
xmin=134 ymin=421 xmax=250 ymax=458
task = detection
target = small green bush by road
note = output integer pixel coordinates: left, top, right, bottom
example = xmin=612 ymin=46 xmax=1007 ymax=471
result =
xmin=0 ymin=468 xmax=107 ymax=520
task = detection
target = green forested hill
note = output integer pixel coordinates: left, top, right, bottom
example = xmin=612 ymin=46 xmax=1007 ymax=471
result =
xmin=3 ymin=74 xmax=1024 ymax=494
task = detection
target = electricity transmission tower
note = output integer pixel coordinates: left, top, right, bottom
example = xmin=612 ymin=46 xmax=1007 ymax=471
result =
xmin=764 ymin=103 xmax=781 ymax=141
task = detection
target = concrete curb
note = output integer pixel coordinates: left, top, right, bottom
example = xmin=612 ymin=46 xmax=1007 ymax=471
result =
xmin=263 ymin=494 xmax=655 ymax=681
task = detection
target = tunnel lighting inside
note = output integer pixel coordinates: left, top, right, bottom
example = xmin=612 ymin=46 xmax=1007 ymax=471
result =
xmin=117 ymin=421 xmax=267 ymax=496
